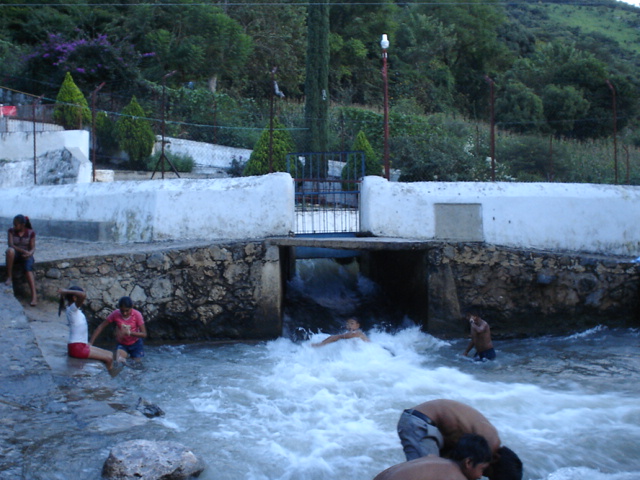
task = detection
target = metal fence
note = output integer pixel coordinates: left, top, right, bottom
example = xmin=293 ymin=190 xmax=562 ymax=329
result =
xmin=287 ymin=151 xmax=364 ymax=235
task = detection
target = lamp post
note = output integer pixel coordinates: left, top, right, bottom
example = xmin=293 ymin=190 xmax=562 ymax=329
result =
xmin=381 ymin=34 xmax=390 ymax=180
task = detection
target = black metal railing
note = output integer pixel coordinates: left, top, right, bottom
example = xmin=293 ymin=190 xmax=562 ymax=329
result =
xmin=287 ymin=151 xmax=364 ymax=234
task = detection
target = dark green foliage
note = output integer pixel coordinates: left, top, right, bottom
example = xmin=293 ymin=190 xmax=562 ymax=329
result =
xmin=94 ymin=111 xmax=119 ymax=156
xmin=146 ymin=151 xmax=194 ymax=173
xmin=341 ymin=130 xmax=381 ymax=190
xmin=394 ymin=119 xmax=481 ymax=182
xmin=304 ymin=0 xmax=330 ymax=157
xmin=115 ymin=96 xmax=156 ymax=169
xmin=53 ymin=72 xmax=91 ymax=130
xmin=243 ymin=118 xmax=296 ymax=176
xmin=497 ymin=133 xmax=569 ymax=181
xmin=495 ymin=80 xmax=544 ymax=133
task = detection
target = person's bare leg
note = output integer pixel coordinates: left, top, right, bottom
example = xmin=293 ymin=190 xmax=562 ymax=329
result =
xmin=4 ymin=248 xmax=15 ymax=285
xmin=25 ymin=271 xmax=37 ymax=306
xmin=89 ymin=346 xmax=115 ymax=370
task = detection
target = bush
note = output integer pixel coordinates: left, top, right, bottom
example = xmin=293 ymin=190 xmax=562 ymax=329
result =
xmin=115 ymin=96 xmax=156 ymax=169
xmin=53 ymin=72 xmax=91 ymax=130
xmin=341 ymin=130 xmax=381 ymax=190
xmin=146 ymin=151 xmax=195 ymax=173
xmin=243 ymin=117 xmax=297 ymax=176
xmin=94 ymin=111 xmax=119 ymax=157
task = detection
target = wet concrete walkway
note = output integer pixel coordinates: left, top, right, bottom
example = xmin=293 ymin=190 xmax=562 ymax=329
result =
xmin=0 ymin=239 xmax=177 ymax=479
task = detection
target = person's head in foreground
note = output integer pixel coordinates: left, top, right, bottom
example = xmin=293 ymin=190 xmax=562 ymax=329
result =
xmin=487 ymin=446 xmax=523 ymax=480
xmin=451 ymin=433 xmax=492 ymax=480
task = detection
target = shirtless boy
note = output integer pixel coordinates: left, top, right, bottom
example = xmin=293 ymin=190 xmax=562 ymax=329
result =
xmin=397 ymin=399 xmax=522 ymax=480
xmin=373 ymin=434 xmax=491 ymax=480
xmin=462 ymin=313 xmax=495 ymax=361
xmin=311 ymin=317 xmax=369 ymax=347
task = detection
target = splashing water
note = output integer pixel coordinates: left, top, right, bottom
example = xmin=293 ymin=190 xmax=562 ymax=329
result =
xmin=17 ymin=258 xmax=640 ymax=480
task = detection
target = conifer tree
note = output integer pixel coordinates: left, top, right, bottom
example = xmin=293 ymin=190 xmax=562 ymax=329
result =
xmin=243 ymin=118 xmax=297 ymax=176
xmin=115 ymin=96 xmax=155 ymax=169
xmin=304 ymin=0 xmax=329 ymax=166
xmin=341 ymin=130 xmax=382 ymax=189
xmin=53 ymin=72 xmax=91 ymax=130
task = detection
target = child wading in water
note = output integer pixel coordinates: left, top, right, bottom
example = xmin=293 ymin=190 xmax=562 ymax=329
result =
xmin=90 ymin=296 xmax=147 ymax=363
xmin=59 ymin=286 xmax=125 ymax=377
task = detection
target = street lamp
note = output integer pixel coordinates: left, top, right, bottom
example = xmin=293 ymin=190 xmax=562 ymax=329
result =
xmin=381 ymin=34 xmax=390 ymax=180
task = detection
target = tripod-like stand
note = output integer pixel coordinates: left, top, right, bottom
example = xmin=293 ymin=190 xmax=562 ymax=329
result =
xmin=151 ymin=71 xmax=181 ymax=179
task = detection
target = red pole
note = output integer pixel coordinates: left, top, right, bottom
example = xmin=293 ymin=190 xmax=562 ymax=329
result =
xmin=382 ymin=46 xmax=390 ymax=180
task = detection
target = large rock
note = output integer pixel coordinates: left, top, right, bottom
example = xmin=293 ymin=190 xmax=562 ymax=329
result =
xmin=102 ymin=440 xmax=205 ymax=480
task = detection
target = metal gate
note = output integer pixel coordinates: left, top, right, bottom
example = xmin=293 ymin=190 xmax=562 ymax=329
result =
xmin=286 ymin=151 xmax=365 ymax=234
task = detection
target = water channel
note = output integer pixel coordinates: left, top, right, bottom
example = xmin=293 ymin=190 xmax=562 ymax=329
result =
xmin=16 ymin=259 xmax=640 ymax=480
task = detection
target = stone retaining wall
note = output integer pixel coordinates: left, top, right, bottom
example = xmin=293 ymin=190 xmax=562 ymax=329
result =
xmin=28 ymin=241 xmax=282 ymax=342
xmin=6 ymin=241 xmax=639 ymax=341
xmin=426 ymin=243 xmax=640 ymax=336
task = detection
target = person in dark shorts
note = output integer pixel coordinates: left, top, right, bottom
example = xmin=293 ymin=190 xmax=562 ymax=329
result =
xmin=90 ymin=296 xmax=147 ymax=363
xmin=5 ymin=214 xmax=38 ymax=306
xmin=462 ymin=313 xmax=496 ymax=361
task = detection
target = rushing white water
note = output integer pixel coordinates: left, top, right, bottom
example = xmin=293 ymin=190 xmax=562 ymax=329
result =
xmin=19 ymin=258 xmax=640 ymax=480
xmin=126 ymin=324 xmax=640 ymax=480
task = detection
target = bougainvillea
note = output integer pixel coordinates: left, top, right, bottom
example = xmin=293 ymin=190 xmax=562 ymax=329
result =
xmin=24 ymin=33 xmax=144 ymax=91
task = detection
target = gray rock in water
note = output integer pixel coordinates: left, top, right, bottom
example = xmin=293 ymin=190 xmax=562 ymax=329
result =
xmin=137 ymin=397 xmax=165 ymax=418
xmin=102 ymin=439 xmax=205 ymax=480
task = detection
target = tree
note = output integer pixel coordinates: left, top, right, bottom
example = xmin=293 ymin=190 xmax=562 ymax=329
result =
xmin=243 ymin=118 xmax=296 ymax=176
xmin=135 ymin=3 xmax=253 ymax=91
xmin=495 ymin=80 xmax=544 ymax=133
xmin=115 ymin=96 xmax=155 ymax=169
xmin=393 ymin=10 xmax=456 ymax=113
xmin=341 ymin=130 xmax=381 ymax=190
xmin=226 ymin=3 xmax=307 ymax=98
xmin=53 ymin=72 xmax=91 ymax=130
xmin=304 ymin=0 xmax=330 ymax=158
xmin=541 ymin=84 xmax=589 ymax=136
xmin=329 ymin=0 xmax=398 ymax=105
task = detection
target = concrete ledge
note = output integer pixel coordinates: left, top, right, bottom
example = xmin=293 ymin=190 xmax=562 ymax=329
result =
xmin=0 ymin=216 xmax=116 ymax=242
xmin=0 ymin=173 xmax=295 ymax=243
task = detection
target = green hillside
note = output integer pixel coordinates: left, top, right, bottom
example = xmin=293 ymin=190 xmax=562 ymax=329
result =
xmin=2 ymin=0 xmax=640 ymax=184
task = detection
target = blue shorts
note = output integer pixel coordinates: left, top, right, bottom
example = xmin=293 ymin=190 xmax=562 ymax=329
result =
xmin=117 ymin=339 xmax=145 ymax=359
xmin=16 ymin=255 xmax=35 ymax=272
xmin=474 ymin=347 xmax=496 ymax=361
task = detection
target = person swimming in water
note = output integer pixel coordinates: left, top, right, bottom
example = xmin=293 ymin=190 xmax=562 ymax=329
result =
xmin=311 ymin=317 xmax=370 ymax=347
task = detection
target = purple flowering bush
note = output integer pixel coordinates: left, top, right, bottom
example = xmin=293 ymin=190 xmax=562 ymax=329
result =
xmin=24 ymin=33 xmax=144 ymax=91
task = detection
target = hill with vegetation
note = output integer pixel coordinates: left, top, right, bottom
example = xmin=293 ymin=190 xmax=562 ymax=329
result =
xmin=1 ymin=0 xmax=639 ymax=183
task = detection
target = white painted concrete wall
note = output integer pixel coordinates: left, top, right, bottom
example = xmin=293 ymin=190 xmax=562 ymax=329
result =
xmin=361 ymin=176 xmax=640 ymax=256
xmin=0 ymin=173 xmax=295 ymax=243
xmin=155 ymin=137 xmax=252 ymax=173
xmin=0 ymin=129 xmax=88 ymax=161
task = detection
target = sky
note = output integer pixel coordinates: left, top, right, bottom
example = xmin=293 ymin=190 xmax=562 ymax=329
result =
xmin=619 ymin=0 xmax=640 ymax=6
